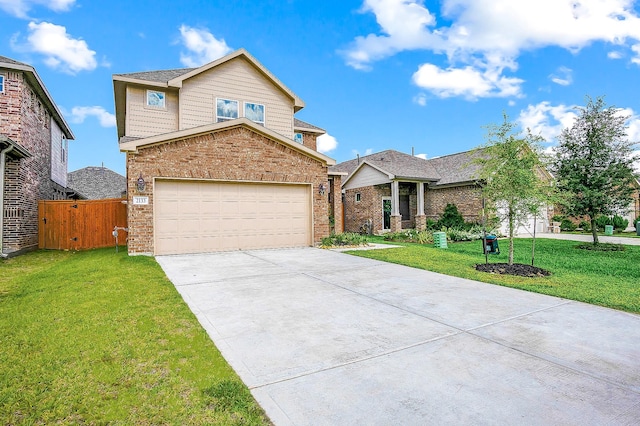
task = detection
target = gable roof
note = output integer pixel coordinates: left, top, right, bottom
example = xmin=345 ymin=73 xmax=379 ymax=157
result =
xmin=294 ymin=118 xmax=325 ymax=135
xmin=119 ymin=117 xmax=336 ymax=166
xmin=67 ymin=166 xmax=127 ymax=199
xmin=331 ymin=148 xmax=493 ymax=188
xmin=0 ymin=56 xmax=74 ymax=140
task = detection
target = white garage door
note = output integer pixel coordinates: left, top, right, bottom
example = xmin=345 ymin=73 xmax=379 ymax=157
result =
xmin=154 ymin=180 xmax=312 ymax=255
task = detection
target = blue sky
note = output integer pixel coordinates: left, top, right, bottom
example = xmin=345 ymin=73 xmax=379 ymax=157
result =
xmin=2 ymin=0 xmax=640 ymax=176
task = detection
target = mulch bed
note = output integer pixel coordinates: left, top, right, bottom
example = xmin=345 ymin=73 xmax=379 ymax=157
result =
xmin=475 ymin=263 xmax=551 ymax=277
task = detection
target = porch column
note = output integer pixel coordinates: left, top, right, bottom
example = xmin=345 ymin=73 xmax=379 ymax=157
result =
xmin=390 ymin=180 xmax=402 ymax=232
xmin=415 ymin=181 xmax=426 ymax=230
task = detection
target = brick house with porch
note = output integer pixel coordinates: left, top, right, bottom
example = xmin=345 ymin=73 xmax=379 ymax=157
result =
xmin=1 ymin=56 xmax=74 ymax=257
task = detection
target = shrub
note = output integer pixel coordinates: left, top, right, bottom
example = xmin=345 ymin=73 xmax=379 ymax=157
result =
xmin=437 ymin=203 xmax=465 ymax=229
xmin=321 ymin=233 xmax=368 ymax=247
xmin=551 ymin=215 xmax=565 ymax=223
xmin=578 ymin=220 xmax=591 ymax=232
xmin=594 ymin=215 xmax=611 ymax=231
xmin=560 ymin=219 xmax=577 ymax=231
xmin=612 ymin=215 xmax=628 ymax=231
xmin=425 ymin=219 xmax=438 ymax=231
xmin=383 ymin=229 xmax=432 ymax=244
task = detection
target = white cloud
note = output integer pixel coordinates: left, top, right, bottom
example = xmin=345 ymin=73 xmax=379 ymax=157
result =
xmin=342 ymin=0 xmax=640 ymax=98
xmin=317 ymin=133 xmax=338 ymax=153
xmin=549 ymin=66 xmax=573 ymax=86
xmin=352 ymin=148 xmax=374 ymax=157
xmin=415 ymin=153 xmax=427 ymax=159
xmin=0 ymin=0 xmax=74 ymax=18
xmin=178 ymin=25 xmax=232 ymax=67
xmin=13 ymin=21 xmax=97 ymax=74
xmin=517 ymin=101 xmax=578 ymax=142
xmin=608 ymin=50 xmax=623 ymax=59
xmin=413 ymin=93 xmax=427 ymax=106
xmin=66 ymin=106 xmax=116 ymax=127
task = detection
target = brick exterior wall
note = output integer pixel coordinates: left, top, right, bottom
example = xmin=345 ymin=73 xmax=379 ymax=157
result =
xmin=328 ymin=175 xmax=343 ymax=234
xmin=425 ymin=184 xmax=483 ymax=223
xmin=301 ymin=132 xmax=317 ymax=151
xmin=126 ymin=126 xmax=331 ymax=254
xmin=1 ymin=70 xmax=65 ymax=256
xmin=344 ymin=182 xmax=485 ymax=233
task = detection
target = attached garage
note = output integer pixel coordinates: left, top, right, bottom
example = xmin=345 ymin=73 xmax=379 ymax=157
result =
xmin=154 ymin=180 xmax=312 ymax=255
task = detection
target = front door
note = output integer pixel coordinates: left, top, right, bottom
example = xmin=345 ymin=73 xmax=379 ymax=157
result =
xmin=382 ymin=198 xmax=391 ymax=230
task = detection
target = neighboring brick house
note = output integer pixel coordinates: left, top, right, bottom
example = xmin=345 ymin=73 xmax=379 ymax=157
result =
xmin=114 ymin=48 xmax=342 ymax=255
xmin=67 ymin=166 xmax=127 ymax=199
xmin=331 ymin=149 xmax=552 ymax=235
xmin=1 ymin=56 xmax=74 ymax=257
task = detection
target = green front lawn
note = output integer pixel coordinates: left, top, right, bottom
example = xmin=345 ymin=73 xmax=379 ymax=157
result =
xmin=349 ymin=237 xmax=640 ymax=313
xmin=0 ymin=249 xmax=270 ymax=425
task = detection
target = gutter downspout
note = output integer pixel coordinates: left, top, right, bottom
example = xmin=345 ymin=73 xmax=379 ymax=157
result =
xmin=0 ymin=145 xmax=15 ymax=258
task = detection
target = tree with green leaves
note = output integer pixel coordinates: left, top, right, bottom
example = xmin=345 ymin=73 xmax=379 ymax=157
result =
xmin=475 ymin=114 xmax=556 ymax=265
xmin=554 ymin=96 xmax=639 ymax=245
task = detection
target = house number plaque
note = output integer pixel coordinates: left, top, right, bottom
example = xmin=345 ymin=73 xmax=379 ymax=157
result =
xmin=133 ymin=196 xmax=149 ymax=205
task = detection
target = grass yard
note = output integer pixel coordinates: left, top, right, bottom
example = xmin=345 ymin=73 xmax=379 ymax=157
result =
xmin=349 ymin=237 xmax=640 ymax=313
xmin=0 ymin=249 xmax=270 ymax=425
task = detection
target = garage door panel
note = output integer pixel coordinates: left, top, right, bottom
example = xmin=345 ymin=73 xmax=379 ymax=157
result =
xmin=155 ymin=181 xmax=312 ymax=255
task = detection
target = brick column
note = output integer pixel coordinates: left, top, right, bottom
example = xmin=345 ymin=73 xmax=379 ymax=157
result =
xmin=390 ymin=214 xmax=402 ymax=232
xmin=415 ymin=214 xmax=426 ymax=230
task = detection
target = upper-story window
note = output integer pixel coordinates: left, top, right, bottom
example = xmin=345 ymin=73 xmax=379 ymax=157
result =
xmin=244 ymin=102 xmax=265 ymax=126
xmin=216 ymin=98 xmax=238 ymax=122
xmin=294 ymin=133 xmax=304 ymax=144
xmin=0 ymin=75 xmax=4 ymax=93
xmin=146 ymin=90 xmax=165 ymax=108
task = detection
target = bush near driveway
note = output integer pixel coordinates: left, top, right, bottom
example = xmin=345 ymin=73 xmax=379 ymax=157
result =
xmin=0 ymin=249 xmax=270 ymax=425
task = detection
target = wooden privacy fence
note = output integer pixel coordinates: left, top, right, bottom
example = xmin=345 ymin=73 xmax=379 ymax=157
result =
xmin=38 ymin=198 xmax=128 ymax=250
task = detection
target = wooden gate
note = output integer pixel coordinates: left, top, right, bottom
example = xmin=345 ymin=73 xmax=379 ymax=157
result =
xmin=38 ymin=199 xmax=128 ymax=250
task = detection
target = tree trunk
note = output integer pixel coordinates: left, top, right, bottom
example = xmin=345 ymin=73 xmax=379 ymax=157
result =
xmin=591 ymin=217 xmax=599 ymax=244
xmin=508 ymin=209 xmax=515 ymax=265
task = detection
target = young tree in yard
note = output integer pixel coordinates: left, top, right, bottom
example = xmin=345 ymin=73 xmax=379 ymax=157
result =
xmin=475 ymin=114 xmax=555 ymax=265
xmin=554 ymin=96 xmax=639 ymax=245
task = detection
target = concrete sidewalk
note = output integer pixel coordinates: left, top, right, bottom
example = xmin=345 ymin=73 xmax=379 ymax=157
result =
xmin=516 ymin=232 xmax=640 ymax=245
xmin=157 ymin=248 xmax=640 ymax=425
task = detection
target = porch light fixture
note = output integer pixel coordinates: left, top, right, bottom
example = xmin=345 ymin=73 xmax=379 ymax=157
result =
xmin=137 ymin=173 xmax=146 ymax=193
xmin=319 ymin=183 xmax=327 ymax=196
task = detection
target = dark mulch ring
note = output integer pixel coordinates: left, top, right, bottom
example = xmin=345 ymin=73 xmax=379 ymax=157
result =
xmin=576 ymin=243 xmax=625 ymax=251
xmin=475 ymin=263 xmax=551 ymax=277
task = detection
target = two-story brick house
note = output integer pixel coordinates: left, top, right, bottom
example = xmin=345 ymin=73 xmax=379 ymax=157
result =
xmin=114 ymin=49 xmax=342 ymax=255
xmin=1 ymin=56 xmax=74 ymax=257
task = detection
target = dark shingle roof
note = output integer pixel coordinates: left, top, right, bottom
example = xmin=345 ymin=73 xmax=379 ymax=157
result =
xmin=67 ymin=166 xmax=126 ymax=200
xmin=294 ymin=118 xmax=325 ymax=133
xmin=331 ymin=150 xmax=441 ymax=181
xmin=113 ymin=68 xmax=195 ymax=83
xmin=330 ymin=148 xmax=488 ymax=187
xmin=0 ymin=56 xmax=30 ymax=67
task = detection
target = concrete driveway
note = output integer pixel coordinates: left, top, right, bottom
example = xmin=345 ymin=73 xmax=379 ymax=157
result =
xmin=157 ymin=248 xmax=640 ymax=425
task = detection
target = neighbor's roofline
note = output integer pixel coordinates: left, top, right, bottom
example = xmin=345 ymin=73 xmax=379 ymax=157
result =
xmin=0 ymin=58 xmax=74 ymax=140
xmin=119 ymin=117 xmax=335 ymax=166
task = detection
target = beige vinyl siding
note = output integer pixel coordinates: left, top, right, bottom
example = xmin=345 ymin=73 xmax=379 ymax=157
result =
xmin=50 ymin=119 xmax=67 ymax=187
xmin=179 ymin=58 xmax=294 ymax=138
xmin=344 ymin=164 xmax=391 ymax=190
xmin=125 ymin=86 xmax=179 ymax=138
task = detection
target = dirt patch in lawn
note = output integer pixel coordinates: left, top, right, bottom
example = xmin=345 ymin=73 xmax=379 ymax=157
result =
xmin=476 ymin=263 xmax=551 ymax=277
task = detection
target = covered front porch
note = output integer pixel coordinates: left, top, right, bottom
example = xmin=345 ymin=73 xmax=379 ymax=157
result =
xmin=387 ymin=180 xmax=430 ymax=232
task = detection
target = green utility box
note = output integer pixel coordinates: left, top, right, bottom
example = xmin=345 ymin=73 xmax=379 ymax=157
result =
xmin=604 ymin=225 xmax=614 ymax=236
xmin=433 ymin=231 xmax=448 ymax=249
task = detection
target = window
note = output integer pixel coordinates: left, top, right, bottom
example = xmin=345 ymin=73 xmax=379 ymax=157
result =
xmin=216 ymin=98 xmax=239 ymax=122
xmin=294 ymin=133 xmax=304 ymax=144
xmin=355 ymin=193 xmax=361 ymax=202
xmin=244 ymin=102 xmax=265 ymax=125
xmin=146 ymin=90 xmax=165 ymax=108
xmin=0 ymin=75 xmax=4 ymax=93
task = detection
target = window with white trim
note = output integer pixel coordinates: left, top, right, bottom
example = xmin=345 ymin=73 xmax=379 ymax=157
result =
xmin=244 ymin=102 xmax=265 ymax=126
xmin=294 ymin=133 xmax=304 ymax=144
xmin=0 ymin=75 xmax=4 ymax=93
xmin=146 ymin=90 xmax=165 ymax=108
xmin=216 ymin=98 xmax=239 ymax=122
